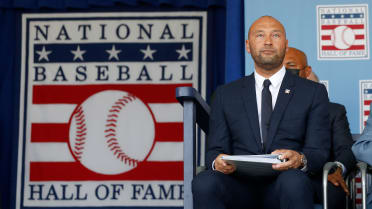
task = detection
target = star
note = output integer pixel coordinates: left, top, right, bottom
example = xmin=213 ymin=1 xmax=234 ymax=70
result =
xmin=71 ymin=45 xmax=86 ymax=61
xmin=285 ymin=89 xmax=291 ymax=94
xmin=36 ymin=46 xmax=52 ymax=61
xmin=106 ymin=45 xmax=122 ymax=61
xmin=140 ymin=45 xmax=157 ymax=60
xmin=176 ymin=44 xmax=191 ymax=60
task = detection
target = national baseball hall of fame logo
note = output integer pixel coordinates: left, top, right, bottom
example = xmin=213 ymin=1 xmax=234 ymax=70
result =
xmin=317 ymin=4 xmax=369 ymax=60
xmin=16 ymin=12 xmax=206 ymax=208
xmin=360 ymin=80 xmax=372 ymax=133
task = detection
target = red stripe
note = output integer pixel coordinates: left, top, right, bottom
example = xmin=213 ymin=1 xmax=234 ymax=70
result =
xmin=321 ymin=35 xmax=332 ymax=40
xmin=321 ymin=35 xmax=365 ymax=40
xmin=33 ymin=84 xmax=192 ymax=104
xmin=321 ymin=24 xmax=364 ymax=30
xmin=155 ymin=123 xmax=183 ymax=142
xmin=364 ymin=111 xmax=370 ymax=116
xmin=31 ymin=123 xmax=69 ymax=142
xmin=364 ymin=100 xmax=372 ymax=106
xmin=321 ymin=45 xmax=365 ymax=50
xmin=356 ymin=199 xmax=362 ymax=204
xmin=357 ymin=188 xmax=362 ymax=193
xmin=30 ymin=161 xmax=183 ymax=181
xmin=31 ymin=122 xmax=183 ymax=142
xmin=355 ymin=177 xmax=361 ymax=183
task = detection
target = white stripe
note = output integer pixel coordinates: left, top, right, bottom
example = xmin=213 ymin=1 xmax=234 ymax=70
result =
xmin=29 ymin=143 xmax=75 ymax=162
xmin=31 ymin=103 xmax=182 ymax=123
xmin=30 ymin=141 xmax=182 ymax=162
xmin=147 ymin=142 xmax=183 ymax=161
xmin=321 ymin=39 xmax=365 ymax=46
xmin=149 ymin=103 xmax=183 ymax=122
xmin=320 ymin=29 xmax=365 ymax=36
xmin=364 ymin=104 xmax=371 ymax=111
xmin=31 ymin=104 xmax=76 ymax=123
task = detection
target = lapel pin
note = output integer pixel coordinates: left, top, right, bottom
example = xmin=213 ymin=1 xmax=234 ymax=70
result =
xmin=285 ymin=89 xmax=290 ymax=94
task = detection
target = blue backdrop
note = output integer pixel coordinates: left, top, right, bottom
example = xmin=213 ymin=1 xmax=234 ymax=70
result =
xmin=245 ymin=0 xmax=372 ymax=134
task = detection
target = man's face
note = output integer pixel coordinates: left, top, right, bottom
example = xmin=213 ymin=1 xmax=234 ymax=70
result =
xmin=246 ymin=17 xmax=288 ymax=71
xmin=283 ymin=48 xmax=309 ymax=78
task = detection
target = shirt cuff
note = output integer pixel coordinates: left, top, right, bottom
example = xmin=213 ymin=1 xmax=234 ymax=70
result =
xmin=335 ymin=161 xmax=346 ymax=176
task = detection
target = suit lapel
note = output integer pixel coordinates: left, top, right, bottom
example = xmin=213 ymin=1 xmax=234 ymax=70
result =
xmin=265 ymin=71 xmax=295 ymax=153
xmin=241 ymin=74 xmax=262 ymax=149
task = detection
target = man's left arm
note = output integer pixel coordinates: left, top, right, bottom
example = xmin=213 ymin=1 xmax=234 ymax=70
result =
xmin=302 ymin=84 xmax=331 ymax=175
xmin=273 ymin=84 xmax=330 ymax=173
xmin=332 ymin=104 xmax=356 ymax=174
xmin=327 ymin=104 xmax=355 ymax=194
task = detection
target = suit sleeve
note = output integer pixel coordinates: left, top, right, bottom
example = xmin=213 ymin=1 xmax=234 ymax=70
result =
xmin=352 ymin=108 xmax=372 ymax=166
xmin=303 ymin=84 xmax=331 ymax=174
xmin=205 ymin=87 xmax=232 ymax=169
xmin=331 ymin=105 xmax=356 ymax=173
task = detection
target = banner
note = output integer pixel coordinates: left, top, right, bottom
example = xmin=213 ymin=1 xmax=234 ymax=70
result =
xmin=16 ymin=11 xmax=206 ymax=208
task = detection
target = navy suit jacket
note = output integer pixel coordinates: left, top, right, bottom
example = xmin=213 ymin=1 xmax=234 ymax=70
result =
xmin=328 ymin=102 xmax=356 ymax=173
xmin=206 ymin=71 xmax=331 ymax=175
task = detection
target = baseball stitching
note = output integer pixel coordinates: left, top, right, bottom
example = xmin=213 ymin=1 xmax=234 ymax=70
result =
xmin=331 ymin=29 xmax=336 ymax=46
xmin=105 ymin=94 xmax=139 ymax=167
xmin=73 ymin=105 xmax=87 ymax=160
xmin=341 ymin=27 xmax=354 ymax=48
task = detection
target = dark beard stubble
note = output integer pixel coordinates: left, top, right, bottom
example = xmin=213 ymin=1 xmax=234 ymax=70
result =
xmin=251 ymin=47 xmax=286 ymax=71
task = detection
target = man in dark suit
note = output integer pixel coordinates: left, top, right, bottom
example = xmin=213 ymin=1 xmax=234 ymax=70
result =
xmin=283 ymin=47 xmax=356 ymax=209
xmin=192 ymin=16 xmax=330 ymax=209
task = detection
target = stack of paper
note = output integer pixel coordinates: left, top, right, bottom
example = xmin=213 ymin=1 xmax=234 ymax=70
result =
xmin=221 ymin=154 xmax=284 ymax=176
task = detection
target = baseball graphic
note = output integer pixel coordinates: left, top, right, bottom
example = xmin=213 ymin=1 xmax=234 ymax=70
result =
xmin=331 ymin=25 xmax=355 ymax=49
xmin=68 ymin=90 xmax=155 ymax=175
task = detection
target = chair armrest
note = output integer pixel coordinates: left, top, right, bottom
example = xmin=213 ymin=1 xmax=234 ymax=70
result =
xmin=323 ymin=162 xmax=339 ymax=209
xmin=343 ymin=161 xmax=368 ymax=209
xmin=176 ymin=86 xmax=210 ymax=209
xmin=176 ymin=86 xmax=210 ymax=134
xmin=356 ymin=162 xmax=368 ymax=209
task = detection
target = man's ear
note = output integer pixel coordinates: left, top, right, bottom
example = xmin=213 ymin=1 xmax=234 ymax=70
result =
xmin=245 ymin=40 xmax=251 ymax=54
xmin=305 ymin=66 xmax=312 ymax=78
xmin=285 ymin=40 xmax=288 ymax=52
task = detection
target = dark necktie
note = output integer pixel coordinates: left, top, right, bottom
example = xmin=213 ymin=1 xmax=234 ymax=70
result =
xmin=261 ymin=79 xmax=272 ymax=148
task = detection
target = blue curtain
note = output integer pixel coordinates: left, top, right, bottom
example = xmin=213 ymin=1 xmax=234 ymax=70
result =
xmin=0 ymin=0 xmax=245 ymax=208
xmin=225 ymin=0 xmax=244 ymax=83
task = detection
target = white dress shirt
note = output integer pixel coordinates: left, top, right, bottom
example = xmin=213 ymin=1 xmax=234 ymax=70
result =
xmin=254 ymin=66 xmax=286 ymax=142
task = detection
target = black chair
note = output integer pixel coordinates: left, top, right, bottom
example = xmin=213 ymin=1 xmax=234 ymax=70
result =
xmin=176 ymin=86 xmax=367 ymax=209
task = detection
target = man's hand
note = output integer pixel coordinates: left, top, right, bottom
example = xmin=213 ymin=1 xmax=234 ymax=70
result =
xmin=328 ymin=167 xmax=349 ymax=195
xmin=271 ymin=149 xmax=303 ymax=171
xmin=214 ymin=154 xmax=236 ymax=174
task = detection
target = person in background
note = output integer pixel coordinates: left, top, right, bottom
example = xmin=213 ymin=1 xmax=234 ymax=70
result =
xmin=352 ymin=107 xmax=372 ymax=209
xmin=284 ymin=47 xmax=356 ymax=209
xmin=307 ymin=71 xmax=319 ymax=82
